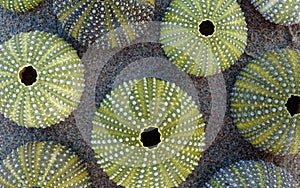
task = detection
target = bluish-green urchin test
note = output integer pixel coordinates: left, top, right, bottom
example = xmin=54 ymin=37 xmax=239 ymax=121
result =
xmin=53 ymin=0 xmax=154 ymax=47
xmin=92 ymin=77 xmax=205 ymax=188
xmin=205 ymin=160 xmax=299 ymax=187
xmin=251 ymin=0 xmax=300 ymax=25
xmin=0 ymin=141 xmax=91 ymax=187
xmin=0 ymin=31 xmax=85 ymax=128
xmin=0 ymin=0 xmax=41 ymax=12
xmin=230 ymin=49 xmax=300 ymax=155
xmin=160 ymin=0 xmax=247 ymax=77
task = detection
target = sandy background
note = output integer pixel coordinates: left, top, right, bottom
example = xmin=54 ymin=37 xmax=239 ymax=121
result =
xmin=0 ymin=0 xmax=299 ymax=187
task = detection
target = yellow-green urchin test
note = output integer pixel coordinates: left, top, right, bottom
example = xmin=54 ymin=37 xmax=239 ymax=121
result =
xmin=0 ymin=31 xmax=85 ymax=128
xmin=160 ymin=0 xmax=247 ymax=77
xmin=92 ymin=77 xmax=205 ymax=187
xmin=205 ymin=160 xmax=299 ymax=187
xmin=230 ymin=49 xmax=300 ymax=155
xmin=251 ymin=0 xmax=300 ymax=25
xmin=53 ymin=0 xmax=155 ymax=48
xmin=0 ymin=0 xmax=41 ymax=12
xmin=0 ymin=141 xmax=91 ymax=187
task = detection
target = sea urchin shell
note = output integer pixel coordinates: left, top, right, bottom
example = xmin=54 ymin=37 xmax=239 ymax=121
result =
xmin=160 ymin=0 xmax=247 ymax=76
xmin=251 ymin=0 xmax=300 ymax=25
xmin=53 ymin=0 xmax=155 ymax=47
xmin=0 ymin=31 xmax=85 ymax=128
xmin=0 ymin=141 xmax=91 ymax=187
xmin=230 ymin=49 xmax=300 ymax=155
xmin=92 ymin=77 xmax=205 ymax=187
xmin=205 ymin=160 xmax=299 ymax=187
xmin=0 ymin=0 xmax=41 ymax=12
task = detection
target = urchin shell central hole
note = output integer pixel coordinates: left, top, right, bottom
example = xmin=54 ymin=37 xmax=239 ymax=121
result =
xmin=140 ymin=127 xmax=161 ymax=148
xmin=19 ymin=66 xmax=37 ymax=86
xmin=285 ymin=95 xmax=300 ymax=116
xmin=199 ymin=20 xmax=215 ymax=36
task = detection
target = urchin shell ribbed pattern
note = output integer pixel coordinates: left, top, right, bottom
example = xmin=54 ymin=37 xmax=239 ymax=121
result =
xmin=0 ymin=31 xmax=85 ymax=128
xmin=0 ymin=141 xmax=91 ymax=187
xmin=0 ymin=0 xmax=41 ymax=12
xmin=53 ymin=0 xmax=154 ymax=47
xmin=205 ymin=160 xmax=299 ymax=187
xmin=230 ymin=49 xmax=300 ymax=155
xmin=92 ymin=77 xmax=205 ymax=187
xmin=251 ymin=0 xmax=300 ymax=25
xmin=160 ymin=0 xmax=247 ymax=77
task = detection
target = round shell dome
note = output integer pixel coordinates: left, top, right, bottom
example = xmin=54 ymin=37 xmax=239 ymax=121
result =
xmin=0 ymin=141 xmax=91 ymax=187
xmin=230 ymin=49 xmax=300 ymax=155
xmin=205 ymin=160 xmax=299 ymax=187
xmin=0 ymin=31 xmax=85 ymax=128
xmin=53 ymin=0 xmax=155 ymax=47
xmin=160 ymin=0 xmax=247 ymax=77
xmin=251 ymin=0 xmax=300 ymax=25
xmin=92 ymin=77 xmax=205 ymax=187
xmin=0 ymin=0 xmax=41 ymax=12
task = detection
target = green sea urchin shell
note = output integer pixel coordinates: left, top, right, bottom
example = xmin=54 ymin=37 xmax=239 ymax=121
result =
xmin=0 ymin=141 xmax=91 ymax=187
xmin=0 ymin=31 xmax=85 ymax=128
xmin=92 ymin=77 xmax=205 ymax=187
xmin=53 ymin=0 xmax=154 ymax=47
xmin=251 ymin=0 xmax=300 ymax=25
xmin=205 ymin=160 xmax=299 ymax=187
xmin=230 ymin=49 xmax=300 ymax=155
xmin=0 ymin=0 xmax=41 ymax=12
xmin=160 ymin=0 xmax=247 ymax=77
